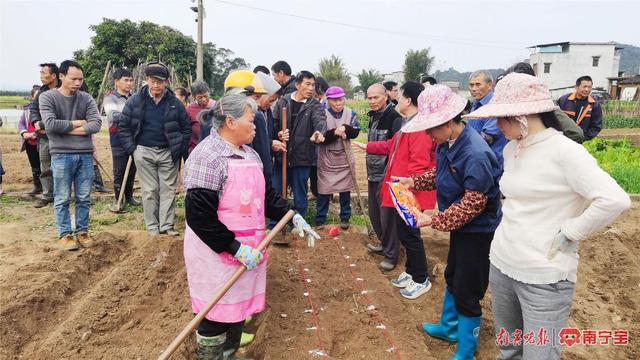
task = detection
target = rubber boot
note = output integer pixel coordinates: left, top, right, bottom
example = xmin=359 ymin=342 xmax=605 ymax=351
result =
xmin=93 ymin=165 xmax=113 ymax=193
xmin=223 ymin=324 xmax=252 ymax=360
xmin=196 ymin=331 xmax=225 ymax=360
xmin=450 ymin=314 xmax=481 ymax=360
xmin=28 ymin=168 xmax=43 ymax=195
xmin=422 ymin=288 xmax=458 ymax=342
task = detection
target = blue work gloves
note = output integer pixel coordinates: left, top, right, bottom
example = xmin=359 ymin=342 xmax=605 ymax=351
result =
xmin=547 ymin=231 xmax=579 ymax=260
xmin=234 ymin=244 xmax=264 ymax=270
xmin=292 ymin=214 xmax=321 ymax=247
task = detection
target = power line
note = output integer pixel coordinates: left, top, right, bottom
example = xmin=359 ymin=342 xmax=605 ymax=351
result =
xmin=214 ymin=0 xmax=525 ymax=51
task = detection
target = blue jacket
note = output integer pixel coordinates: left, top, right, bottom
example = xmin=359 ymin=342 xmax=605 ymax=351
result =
xmin=466 ymin=91 xmax=508 ymax=168
xmin=435 ymin=125 xmax=503 ymax=233
xmin=249 ymin=108 xmax=275 ymax=182
xmin=557 ymin=92 xmax=603 ymax=141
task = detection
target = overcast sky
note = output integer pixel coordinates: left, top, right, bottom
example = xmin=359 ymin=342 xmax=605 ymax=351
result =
xmin=1 ymin=0 xmax=638 ymax=90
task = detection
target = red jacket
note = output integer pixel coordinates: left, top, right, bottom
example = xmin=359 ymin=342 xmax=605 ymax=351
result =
xmin=186 ymin=100 xmax=215 ymax=153
xmin=367 ymin=130 xmax=436 ymax=209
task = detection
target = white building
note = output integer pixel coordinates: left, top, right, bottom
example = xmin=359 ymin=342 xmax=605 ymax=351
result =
xmin=382 ymin=71 xmax=405 ymax=85
xmin=528 ymin=41 xmax=621 ymax=99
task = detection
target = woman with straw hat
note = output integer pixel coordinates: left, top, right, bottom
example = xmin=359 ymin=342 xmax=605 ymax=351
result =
xmin=465 ymin=73 xmax=630 ymax=359
xmin=393 ymin=84 xmax=503 ymax=359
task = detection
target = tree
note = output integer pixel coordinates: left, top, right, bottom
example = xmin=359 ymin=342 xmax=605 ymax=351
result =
xmin=318 ymin=55 xmax=352 ymax=96
xmin=357 ymin=69 xmax=383 ymax=93
xmin=403 ymin=48 xmax=435 ymax=82
xmin=73 ymin=18 xmax=247 ymax=97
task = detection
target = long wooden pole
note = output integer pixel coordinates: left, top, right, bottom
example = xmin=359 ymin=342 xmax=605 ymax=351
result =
xmin=96 ymin=60 xmax=111 ymax=111
xmin=277 ymin=107 xmax=290 ymax=244
xmin=158 ymin=210 xmax=296 ymax=360
xmin=342 ymin=139 xmax=373 ymax=235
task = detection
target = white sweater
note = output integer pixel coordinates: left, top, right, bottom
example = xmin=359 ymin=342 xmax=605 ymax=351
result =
xmin=490 ymin=128 xmax=631 ymax=284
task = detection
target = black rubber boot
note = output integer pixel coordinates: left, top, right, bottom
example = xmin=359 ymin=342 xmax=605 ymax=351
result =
xmin=28 ymin=168 xmax=43 ymax=196
xmin=196 ymin=332 xmax=225 ymax=360
xmin=93 ymin=165 xmax=113 ymax=193
xmin=223 ymin=324 xmax=252 ymax=360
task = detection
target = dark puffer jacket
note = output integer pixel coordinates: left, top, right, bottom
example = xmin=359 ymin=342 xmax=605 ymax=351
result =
xmin=273 ymin=93 xmax=326 ymax=167
xmin=118 ymin=86 xmax=191 ymax=162
xmin=366 ymin=103 xmax=404 ymax=182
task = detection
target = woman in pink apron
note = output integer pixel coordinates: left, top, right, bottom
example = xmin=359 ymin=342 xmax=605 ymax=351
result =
xmin=315 ymin=86 xmax=360 ymax=230
xmin=183 ymin=94 xmax=318 ymax=359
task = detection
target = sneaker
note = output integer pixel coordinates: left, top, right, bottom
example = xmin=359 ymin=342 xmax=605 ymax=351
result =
xmin=378 ymin=260 xmax=395 ymax=272
xmin=57 ymin=234 xmax=79 ymax=251
xmin=94 ymin=186 xmax=113 ymax=194
xmin=148 ymin=229 xmax=160 ymax=237
xmin=340 ymin=219 xmax=350 ymax=230
xmin=391 ymin=272 xmax=413 ymax=288
xmin=400 ymin=279 xmax=432 ymax=300
xmin=161 ymin=229 xmax=180 ymax=236
xmin=34 ymin=198 xmax=52 ymax=208
xmin=76 ymin=232 xmax=94 ymax=248
xmin=366 ymin=243 xmax=383 ymax=253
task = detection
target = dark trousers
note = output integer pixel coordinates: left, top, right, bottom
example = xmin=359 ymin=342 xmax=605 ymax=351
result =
xmin=111 ymin=147 xmax=136 ymax=199
xmin=25 ymin=143 xmax=40 ymax=169
xmin=380 ymin=207 xmax=400 ymax=264
xmin=309 ymin=165 xmax=318 ymax=197
xmin=272 ymin=165 xmax=311 ymax=216
xmin=367 ymin=181 xmax=383 ymax=240
xmin=388 ymin=208 xmax=429 ymax=283
xmin=315 ymin=192 xmax=351 ymax=224
xmin=445 ymin=231 xmax=493 ymax=317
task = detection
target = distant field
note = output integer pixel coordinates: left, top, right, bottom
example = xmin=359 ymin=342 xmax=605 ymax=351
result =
xmin=0 ymin=96 xmax=30 ymax=109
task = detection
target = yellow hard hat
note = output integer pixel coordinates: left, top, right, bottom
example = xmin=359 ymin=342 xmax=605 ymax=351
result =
xmin=224 ymin=70 xmax=267 ymax=94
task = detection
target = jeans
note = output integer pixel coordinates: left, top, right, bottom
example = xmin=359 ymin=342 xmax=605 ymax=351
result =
xmin=51 ymin=153 xmax=94 ymax=238
xmin=272 ymin=165 xmax=311 ymax=216
xmin=315 ymin=192 xmax=351 ymax=224
xmin=133 ymin=146 xmax=179 ymax=232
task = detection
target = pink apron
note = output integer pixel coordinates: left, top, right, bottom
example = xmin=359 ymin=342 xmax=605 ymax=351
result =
xmin=184 ymin=158 xmax=267 ymax=323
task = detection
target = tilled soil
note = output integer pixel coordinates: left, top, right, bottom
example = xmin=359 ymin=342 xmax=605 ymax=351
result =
xmin=0 ymin=132 xmax=638 ymax=359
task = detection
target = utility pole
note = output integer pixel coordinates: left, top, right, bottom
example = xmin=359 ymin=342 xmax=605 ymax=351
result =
xmin=193 ymin=0 xmax=204 ymax=81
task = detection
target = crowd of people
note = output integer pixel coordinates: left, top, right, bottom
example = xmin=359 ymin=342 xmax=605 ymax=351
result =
xmin=4 ymin=57 xmax=631 ymax=360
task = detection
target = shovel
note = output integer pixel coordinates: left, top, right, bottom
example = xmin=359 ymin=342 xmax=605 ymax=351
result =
xmin=342 ymin=138 xmax=374 ymax=236
xmin=109 ymin=157 xmax=133 ymax=213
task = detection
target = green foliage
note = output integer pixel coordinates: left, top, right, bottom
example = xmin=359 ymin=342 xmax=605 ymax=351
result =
xmin=603 ymin=115 xmax=640 ymax=128
xmin=0 ymin=90 xmax=30 ymax=96
xmin=357 ymin=69 xmax=383 ymax=94
xmin=0 ymin=95 xmax=30 ymax=109
xmin=73 ymin=18 xmax=247 ymax=97
xmin=317 ymin=55 xmax=352 ymax=96
xmin=403 ymin=48 xmax=435 ymax=82
xmin=584 ymin=138 xmax=640 ymax=193
xmin=346 ymin=99 xmax=370 ymax=131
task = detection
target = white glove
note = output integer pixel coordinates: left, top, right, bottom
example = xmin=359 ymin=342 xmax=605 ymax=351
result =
xmin=292 ymin=214 xmax=321 ymax=247
xmin=547 ymin=231 xmax=579 ymax=260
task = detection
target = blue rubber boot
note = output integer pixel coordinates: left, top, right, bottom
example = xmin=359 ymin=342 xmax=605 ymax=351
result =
xmin=450 ymin=314 xmax=481 ymax=360
xmin=421 ymin=288 xmax=458 ymax=342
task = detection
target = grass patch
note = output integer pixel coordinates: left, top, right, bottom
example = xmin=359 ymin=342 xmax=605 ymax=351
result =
xmin=603 ymin=115 xmax=640 ymax=129
xmin=0 ymin=95 xmax=30 ymax=109
xmin=584 ymin=138 xmax=640 ymax=193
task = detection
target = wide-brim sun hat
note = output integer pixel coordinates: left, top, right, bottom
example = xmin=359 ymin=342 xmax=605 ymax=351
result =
xmin=464 ymin=73 xmax=558 ymax=119
xmin=402 ymin=84 xmax=468 ymax=133
xmin=325 ymin=86 xmax=346 ymax=99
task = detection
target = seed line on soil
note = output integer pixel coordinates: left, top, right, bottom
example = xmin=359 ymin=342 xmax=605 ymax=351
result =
xmin=292 ymin=234 xmax=329 ymax=357
xmin=331 ymin=235 xmax=402 ymax=360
